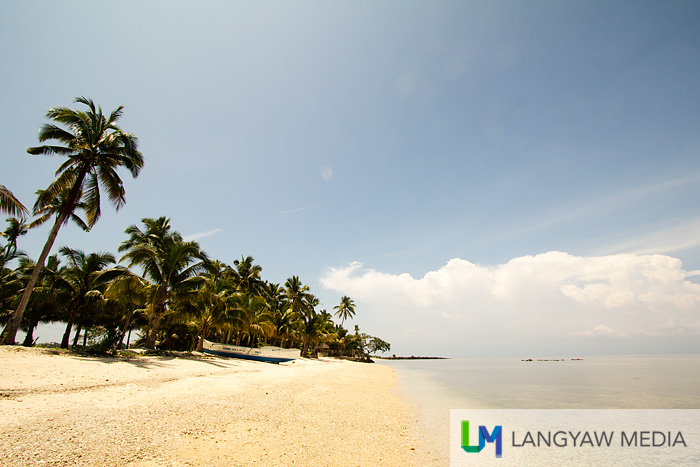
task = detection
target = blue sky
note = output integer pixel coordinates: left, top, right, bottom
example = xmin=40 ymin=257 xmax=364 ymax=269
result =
xmin=2 ymin=1 xmax=700 ymax=356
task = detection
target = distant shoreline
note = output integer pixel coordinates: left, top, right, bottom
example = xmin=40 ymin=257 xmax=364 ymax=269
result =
xmin=376 ymin=356 xmax=450 ymax=360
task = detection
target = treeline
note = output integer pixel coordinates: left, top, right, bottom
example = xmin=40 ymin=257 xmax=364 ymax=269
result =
xmin=0 ymin=97 xmax=389 ymax=357
xmin=1 ymin=215 xmax=387 ymax=357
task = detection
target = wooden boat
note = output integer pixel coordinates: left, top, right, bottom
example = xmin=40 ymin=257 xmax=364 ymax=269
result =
xmin=202 ymin=339 xmax=300 ymax=363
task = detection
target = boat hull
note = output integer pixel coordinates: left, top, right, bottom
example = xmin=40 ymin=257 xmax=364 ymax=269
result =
xmin=202 ymin=340 xmax=298 ymax=363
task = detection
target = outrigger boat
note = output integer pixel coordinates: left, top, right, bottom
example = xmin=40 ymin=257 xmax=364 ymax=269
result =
xmin=202 ymin=339 xmax=300 ymax=363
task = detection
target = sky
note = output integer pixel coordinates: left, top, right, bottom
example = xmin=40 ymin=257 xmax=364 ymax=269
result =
xmin=2 ymin=1 xmax=700 ymax=357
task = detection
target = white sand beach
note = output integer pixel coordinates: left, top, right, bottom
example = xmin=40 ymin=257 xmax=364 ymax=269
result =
xmin=0 ymin=346 xmax=422 ymax=466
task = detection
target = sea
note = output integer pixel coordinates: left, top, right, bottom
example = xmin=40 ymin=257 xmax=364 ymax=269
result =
xmin=379 ymin=354 xmax=700 ymax=466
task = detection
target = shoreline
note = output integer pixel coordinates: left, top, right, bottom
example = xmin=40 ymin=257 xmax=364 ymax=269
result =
xmin=0 ymin=346 xmax=422 ymax=466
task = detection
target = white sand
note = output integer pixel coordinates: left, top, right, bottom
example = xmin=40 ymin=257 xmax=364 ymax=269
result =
xmin=0 ymin=346 xmax=423 ymax=466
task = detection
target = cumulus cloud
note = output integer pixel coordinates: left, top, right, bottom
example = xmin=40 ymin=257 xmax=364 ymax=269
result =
xmin=320 ymin=252 xmax=700 ymax=356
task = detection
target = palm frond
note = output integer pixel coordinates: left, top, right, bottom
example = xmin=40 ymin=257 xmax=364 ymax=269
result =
xmin=96 ymin=165 xmax=126 ymax=210
xmin=82 ymin=172 xmax=101 ymax=227
xmin=0 ymin=185 xmax=29 ymax=217
xmin=107 ymin=105 xmax=124 ymax=126
xmin=74 ymin=96 xmax=96 ymax=113
xmin=36 ymin=124 xmax=77 ymax=145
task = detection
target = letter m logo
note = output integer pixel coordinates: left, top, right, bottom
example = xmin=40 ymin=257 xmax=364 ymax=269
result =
xmin=461 ymin=420 xmax=503 ymax=458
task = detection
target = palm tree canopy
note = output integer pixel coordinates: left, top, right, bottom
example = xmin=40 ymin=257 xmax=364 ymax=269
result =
xmin=1 ymin=98 xmax=143 ymax=346
xmin=0 ymin=185 xmax=28 ymax=218
xmin=119 ymin=217 xmax=210 ymax=289
xmin=231 ymin=256 xmax=264 ymax=296
xmin=118 ymin=217 xmax=210 ymax=349
xmin=28 ymin=96 xmax=144 ymax=228
xmin=59 ymin=247 xmax=120 ymax=293
xmin=284 ymin=275 xmax=313 ymax=317
xmin=333 ymin=295 xmax=356 ymax=324
xmin=1 ymin=218 xmax=29 ymax=261
xmin=28 ymin=188 xmax=90 ymax=233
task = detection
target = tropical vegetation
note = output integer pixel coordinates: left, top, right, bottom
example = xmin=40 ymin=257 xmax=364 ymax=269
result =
xmin=0 ymin=97 xmax=389 ymax=359
xmin=1 ymin=97 xmax=144 ymax=344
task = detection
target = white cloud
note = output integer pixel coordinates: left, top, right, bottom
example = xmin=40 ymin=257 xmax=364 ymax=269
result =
xmin=320 ymin=165 xmax=334 ymax=182
xmin=183 ymin=228 xmax=223 ymax=241
xmin=320 ymin=252 xmax=700 ymax=356
xmin=599 ymin=218 xmax=700 ymax=256
xmin=280 ymin=205 xmax=324 ymax=215
xmin=572 ymin=325 xmax=630 ymax=339
xmin=491 ymin=171 xmax=700 ymax=246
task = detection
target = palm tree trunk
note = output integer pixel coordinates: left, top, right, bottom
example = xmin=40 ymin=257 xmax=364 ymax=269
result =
xmin=1 ymin=171 xmax=86 ymax=345
xmin=196 ymin=323 xmax=208 ymax=352
xmin=72 ymin=322 xmax=83 ymax=347
xmin=1 ymin=214 xmax=66 ymax=344
xmin=21 ymin=319 xmax=39 ymax=347
xmin=61 ymin=309 xmax=77 ymax=349
xmin=116 ymin=309 xmax=134 ymax=350
xmin=144 ymin=302 xmax=165 ymax=349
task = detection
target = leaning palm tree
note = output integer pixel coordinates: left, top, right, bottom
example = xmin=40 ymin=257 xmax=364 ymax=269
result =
xmin=28 ymin=188 xmax=91 ymax=232
xmin=14 ymin=255 xmax=67 ymax=346
xmin=119 ymin=217 xmax=209 ymax=349
xmin=333 ymin=295 xmax=356 ymax=326
xmin=0 ymin=185 xmax=28 ymax=218
xmin=1 ymin=97 xmax=144 ymax=345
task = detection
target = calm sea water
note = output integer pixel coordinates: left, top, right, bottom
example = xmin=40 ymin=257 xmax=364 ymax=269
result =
xmin=380 ymin=355 xmax=700 ymax=466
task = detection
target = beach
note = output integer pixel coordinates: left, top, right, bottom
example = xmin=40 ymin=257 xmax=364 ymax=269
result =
xmin=0 ymin=346 xmax=421 ymax=467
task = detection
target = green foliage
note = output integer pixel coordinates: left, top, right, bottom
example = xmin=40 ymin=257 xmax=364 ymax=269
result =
xmin=1 ymin=97 xmax=144 ymax=345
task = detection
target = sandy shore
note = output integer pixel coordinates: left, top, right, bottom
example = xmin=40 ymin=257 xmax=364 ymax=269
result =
xmin=0 ymin=346 xmax=422 ymax=467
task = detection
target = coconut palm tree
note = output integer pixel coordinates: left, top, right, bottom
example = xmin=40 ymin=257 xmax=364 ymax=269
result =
xmin=118 ymin=217 xmax=209 ymax=349
xmin=57 ymin=247 xmax=124 ymax=348
xmin=1 ymin=97 xmax=144 ymax=345
xmin=14 ymin=255 xmax=66 ymax=346
xmin=284 ymin=275 xmax=313 ymax=319
xmin=231 ymin=256 xmax=264 ymax=297
xmin=333 ymin=295 xmax=356 ymax=326
xmin=263 ymin=283 xmax=295 ymax=347
xmin=179 ymin=270 xmax=232 ymax=352
xmin=28 ymin=188 xmax=91 ymax=232
xmin=104 ymin=271 xmax=152 ymax=349
xmin=226 ymin=292 xmax=270 ymax=346
xmin=298 ymin=309 xmax=333 ymax=357
xmin=0 ymin=251 xmax=26 ymax=326
xmin=1 ymin=218 xmax=29 ymax=261
xmin=0 ymin=185 xmax=28 ymax=218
